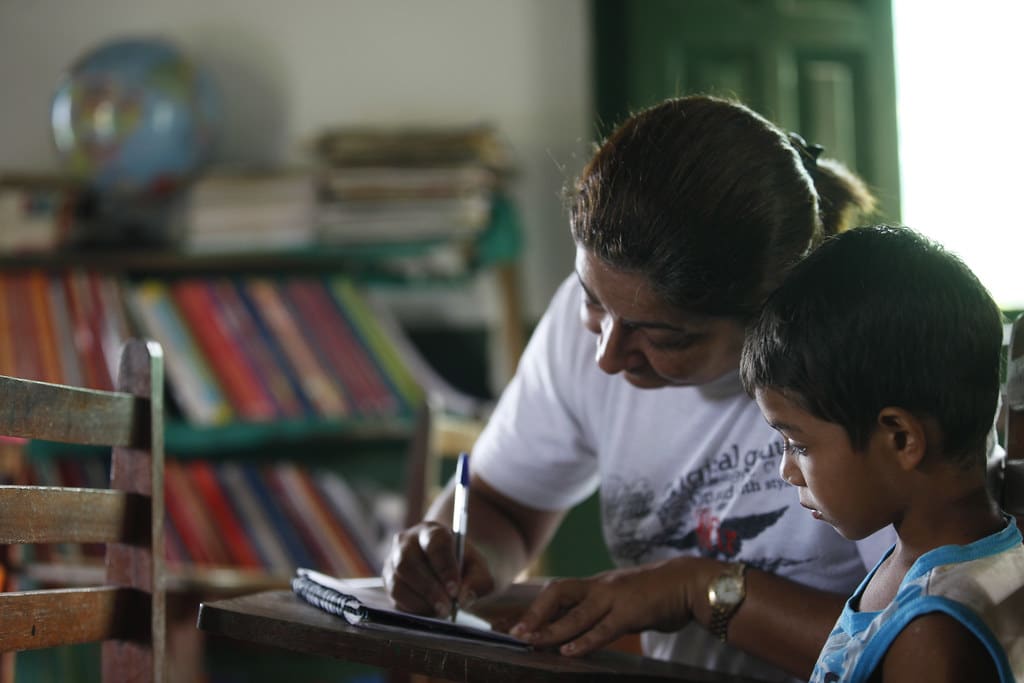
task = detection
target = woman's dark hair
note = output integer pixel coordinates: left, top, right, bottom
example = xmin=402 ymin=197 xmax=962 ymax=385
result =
xmin=741 ymin=225 xmax=1003 ymax=464
xmin=570 ymin=95 xmax=875 ymax=318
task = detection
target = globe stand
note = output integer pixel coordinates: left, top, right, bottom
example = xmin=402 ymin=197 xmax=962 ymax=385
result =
xmin=67 ymin=188 xmax=187 ymax=250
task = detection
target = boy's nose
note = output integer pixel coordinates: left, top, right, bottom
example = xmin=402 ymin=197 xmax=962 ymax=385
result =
xmin=779 ymin=451 xmax=804 ymax=487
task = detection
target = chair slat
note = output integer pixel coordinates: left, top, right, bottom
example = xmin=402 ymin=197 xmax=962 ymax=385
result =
xmin=0 ymin=339 xmax=164 ymax=681
xmin=0 ymin=486 xmax=149 ymax=545
xmin=0 ymin=375 xmax=146 ymax=448
xmin=0 ymin=586 xmax=127 ymax=652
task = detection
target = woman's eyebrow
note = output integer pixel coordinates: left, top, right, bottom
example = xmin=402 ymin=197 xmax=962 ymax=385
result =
xmin=575 ymin=271 xmax=687 ymax=332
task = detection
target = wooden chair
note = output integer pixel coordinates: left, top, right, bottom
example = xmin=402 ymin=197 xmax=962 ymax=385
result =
xmin=1004 ymin=313 xmax=1024 ymax=524
xmin=0 ymin=339 xmax=166 ymax=682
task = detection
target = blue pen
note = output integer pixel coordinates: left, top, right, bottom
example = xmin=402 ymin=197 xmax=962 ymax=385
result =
xmin=451 ymin=452 xmax=470 ymax=622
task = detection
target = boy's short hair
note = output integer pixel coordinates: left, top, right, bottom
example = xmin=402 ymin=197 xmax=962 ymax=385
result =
xmin=740 ymin=225 xmax=1003 ymax=465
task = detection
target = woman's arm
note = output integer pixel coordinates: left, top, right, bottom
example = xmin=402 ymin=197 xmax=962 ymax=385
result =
xmin=511 ymin=558 xmax=847 ymax=679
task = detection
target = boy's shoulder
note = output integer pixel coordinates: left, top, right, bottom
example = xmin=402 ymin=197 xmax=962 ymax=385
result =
xmin=922 ymin=523 xmax=1024 ymax=605
xmin=883 ymin=525 xmax=1024 ymax=682
xmin=880 ymin=611 xmax=1002 ymax=682
xmin=814 ymin=523 xmax=1024 ymax=682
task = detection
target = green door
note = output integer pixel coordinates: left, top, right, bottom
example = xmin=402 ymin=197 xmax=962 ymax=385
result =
xmin=593 ymin=0 xmax=901 ymax=221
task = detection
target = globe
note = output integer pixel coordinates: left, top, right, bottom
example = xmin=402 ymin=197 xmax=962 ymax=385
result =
xmin=51 ymin=37 xmax=220 ymax=197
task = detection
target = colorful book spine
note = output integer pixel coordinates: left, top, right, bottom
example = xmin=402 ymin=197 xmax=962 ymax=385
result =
xmin=165 ymin=458 xmax=233 ymax=566
xmin=285 ymin=279 xmax=396 ymax=417
xmin=297 ymin=466 xmax=378 ymax=576
xmin=216 ymin=461 xmax=294 ymax=573
xmin=26 ymin=270 xmax=62 ymax=384
xmin=0 ymin=274 xmax=13 ymax=377
xmin=239 ymin=462 xmax=318 ymax=570
xmin=328 ymin=277 xmax=423 ymax=412
xmin=5 ymin=271 xmax=46 ymax=382
xmin=233 ymin=279 xmax=317 ymax=418
xmin=314 ymin=469 xmax=385 ymax=574
xmin=125 ymin=280 xmax=233 ymax=426
xmin=89 ymin=273 xmax=131 ymax=387
xmin=47 ymin=274 xmax=84 ymax=387
xmin=263 ymin=463 xmax=339 ymax=574
xmin=184 ymin=459 xmax=264 ymax=569
xmin=62 ymin=268 xmax=112 ymax=390
xmin=162 ymin=458 xmax=212 ymax=565
xmin=209 ymin=279 xmax=307 ymax=419
xmin=163 ymin=514 xmax=191 ymax=568
xmin=241 ymin=278 xmax=349 ymax=418
xmin=268 ymin=463 xmax=373 ymax=577
xmin=172 ymin=279 xmax=278 ymax=422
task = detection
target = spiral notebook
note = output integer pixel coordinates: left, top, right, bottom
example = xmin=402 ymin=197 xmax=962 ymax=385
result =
xmin=292 ymin=568 xmax=529 ymax=648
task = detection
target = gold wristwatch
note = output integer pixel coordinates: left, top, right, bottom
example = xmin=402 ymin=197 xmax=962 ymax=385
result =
xmin=707 ymin=562 xmax=747 ymax=642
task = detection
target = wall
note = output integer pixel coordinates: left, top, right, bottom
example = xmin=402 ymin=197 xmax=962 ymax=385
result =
xmin=0 ymin=0 xmax=593 ymax=324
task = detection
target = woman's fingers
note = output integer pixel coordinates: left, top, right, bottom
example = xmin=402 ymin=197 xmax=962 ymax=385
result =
xmin=510 ymin=579 xmax=604 ymax=643
xmin=383 ymin=522 xmax=459 ymax=616
xmin=383 ymin=521 xmax=496 ymax=618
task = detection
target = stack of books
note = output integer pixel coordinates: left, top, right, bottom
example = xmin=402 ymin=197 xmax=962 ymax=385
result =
xmin=312 ymin=125 xmax=515 ymax=275
xmin=180 ymin=170 xmax=317 ymax=253
xmin=0 ymin=174 xmax=76 ymax=255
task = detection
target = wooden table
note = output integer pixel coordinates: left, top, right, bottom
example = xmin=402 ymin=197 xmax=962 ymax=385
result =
xmin=197 ymin=589 xmax=763 ymax=682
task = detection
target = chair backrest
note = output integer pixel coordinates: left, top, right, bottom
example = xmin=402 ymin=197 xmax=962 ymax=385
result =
xmin=0 ymin=339 xmax=165 ymax=682
xmin=1003 ymin=313 xmax=1024 ymax=518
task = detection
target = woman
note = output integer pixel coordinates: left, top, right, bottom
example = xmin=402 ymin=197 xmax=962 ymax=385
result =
xmin=383 ymin=95 xmax=882 ymax=681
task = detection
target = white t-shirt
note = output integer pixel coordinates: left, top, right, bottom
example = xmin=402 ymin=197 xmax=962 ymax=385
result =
xmin=472 ymin=274 xmax=895 ymax=682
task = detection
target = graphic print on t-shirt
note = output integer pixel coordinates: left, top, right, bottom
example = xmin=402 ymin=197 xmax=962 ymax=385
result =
xmin=602 ymin=437 xmax=815 ymax=572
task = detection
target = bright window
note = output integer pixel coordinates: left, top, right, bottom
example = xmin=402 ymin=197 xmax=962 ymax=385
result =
xmin=892 ymin=1 xmax=1024 ymax=309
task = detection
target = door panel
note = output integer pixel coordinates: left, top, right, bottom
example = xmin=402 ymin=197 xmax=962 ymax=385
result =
xmin=593 ymin=0 xmax=901 ymax=220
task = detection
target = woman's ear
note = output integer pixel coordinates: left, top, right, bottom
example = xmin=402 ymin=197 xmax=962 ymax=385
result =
xmin=877 ymin=407 xmax=928 ymax=471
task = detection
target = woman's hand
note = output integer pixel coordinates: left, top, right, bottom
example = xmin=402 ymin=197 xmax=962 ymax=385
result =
xmin=382 ymin=520 xmax=496 ymax=619
xmin=509 ymin=557 xmax=714 ymax=656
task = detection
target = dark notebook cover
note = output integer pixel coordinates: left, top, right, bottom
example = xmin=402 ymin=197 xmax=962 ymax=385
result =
xmin=292 ymin=568 xmax=529 ymax=649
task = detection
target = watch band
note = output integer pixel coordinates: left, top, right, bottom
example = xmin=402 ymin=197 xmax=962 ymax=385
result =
xmin=707 ymin=562 xmax=747 ymax=642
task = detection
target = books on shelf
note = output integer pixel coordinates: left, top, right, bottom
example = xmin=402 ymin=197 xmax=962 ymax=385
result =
xmin=21 ymin=454 xmax=397 ymax=581
xmin=319 ymin=164 xmax=498 ymax=202
xmin=124 ymin=274 xmax=422 ymax=424
xmin=181 ymin=170 xmax=317 ymax=253
xmin=124 ymin=279 xmax=234 ymax=426
xmin=317 ymin=195 xmax=492 ymax=245
xmin=312 ymin=124 xmax=514 ymax=247
xmin=0 ymin=174 xmax=77 ymax=255
xmin=0 ymin=269 xmax=125 ymax=390
xmin=0 ymin=266 xmax=424 ymax=430
xmin=313 ymin=124 xmax=513 ymax=169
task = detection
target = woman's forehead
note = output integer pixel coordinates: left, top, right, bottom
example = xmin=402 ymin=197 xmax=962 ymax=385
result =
xmin=574 ymin=248 xmax=717 ymax=327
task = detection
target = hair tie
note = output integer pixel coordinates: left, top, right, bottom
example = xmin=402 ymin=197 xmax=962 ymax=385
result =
xmin=788 ymin=132 xmax=824 ymax=173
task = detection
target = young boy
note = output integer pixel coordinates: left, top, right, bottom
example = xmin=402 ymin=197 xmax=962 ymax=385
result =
xmin=740 ymin=225 xmax=1024 ymax=682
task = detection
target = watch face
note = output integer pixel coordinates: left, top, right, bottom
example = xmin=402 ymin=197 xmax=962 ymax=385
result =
xmin=711 ymin=575 xmax=744 ymax=605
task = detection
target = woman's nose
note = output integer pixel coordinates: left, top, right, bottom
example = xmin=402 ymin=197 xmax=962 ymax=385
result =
xmin=594 ymin=316 xmax=639 ymax=375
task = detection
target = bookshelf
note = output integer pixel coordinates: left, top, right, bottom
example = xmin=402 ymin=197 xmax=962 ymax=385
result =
xmin=2 ymin=121 xmax=525 ymax=680
xmin=0 ymin=204 xmax=523 ymax=682
xmin=0 ymin=217 xmax=524 ymax=505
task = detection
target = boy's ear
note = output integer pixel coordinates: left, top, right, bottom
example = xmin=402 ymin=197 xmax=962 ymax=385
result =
xmin=877 ymin=407 xmax=927 ymax=470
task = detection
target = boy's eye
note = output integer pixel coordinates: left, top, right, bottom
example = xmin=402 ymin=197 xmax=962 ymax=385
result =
xmin=783 ymin=439 xmax=808 ymax=457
